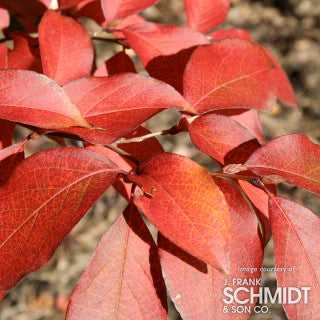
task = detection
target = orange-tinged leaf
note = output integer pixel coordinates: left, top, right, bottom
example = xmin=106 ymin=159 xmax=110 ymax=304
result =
xmin=66 ymin=204 xmax=167 ymax=320
xmin=205 ymin=28 xmax=297 ymax=109
xmin=269 ymin=196 xmax=320 ymax=319
xmin=158 ymin=179 xmax=263 ymax=320
xmin=246 ymin=134 xmax=320 ymax=196
xmin=184 ymin=0 xmax=230 ymax=33
xmin=63 ymin=74 xmax=193 ymax=144
xmin=130 ymin=153 xmax=231 ymax=273
xmin=189 ymin=113 xmax=261 ymax=165
xmin=123 ymin=22 xmax=210 ymax=67
xmin=39 ymin=10 xmax=94 ymax=86
xmin=0 ymin=147 xmax=122 ymax=292
xmin=0 ymin=69 xmax=90 ymax=129
xmin=183 ymin=38 xmax=277 ymax=113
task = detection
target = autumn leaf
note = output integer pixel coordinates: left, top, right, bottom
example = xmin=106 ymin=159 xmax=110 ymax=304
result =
xmin=0 ymin=147 xmax=122 ymax=292
xmin=100 ymin=0 xmax=159 ymax=24
xmin=116 ymin=126 xmax=164 ymax=161
xmin=264 ymin=47 xmax=298 ymax=108
xmin=183 ymin=38 xmax=277 ymax=113
xmin=8 ymin=32 xmax=42 ymax=73
xmin=94 ymin=51 xmax=137 ymax=77
xmin=63 ymin=73 xmax=194 ymax=144
xmin=0 ymin=8 xmax=9 ymax=31
xmin=189 ymin=113 xmax=261 ymax=165
xmin=58 ymin=0 xmax=84 ymax=9
xmin=209 ymin=28 xmax=252 ymax=41
xmin=269 ymin=196 xmax=320 ymax=319
xmin=158 ymin=179 xmax=263 ymax=320
xmin=246 ymin=134 xmax=320 ymax=196
xmin=229 ymin=109 xmax=266 ymax=144
xmin=184 ymin=0 xmax=230 ymax=33
xmin=0 ymin=0 xmax=47 ymax=32
xmin=130 ymin=152 xmax=231 ymax=273
xmin=39 ymin=10 xmax=94 ymax=86
xmin=123 ymin=22 xmax=209 ymax=67
xmin=206 ymin=28 xmax=297 ymax=109
xmin=0 ymin=45 xmax=8 ymax=68
xmin=69 ymin=0 xmax=107 ymax=26
xmin=0 ymin=69 xmax=90 ymax=129
xmin=0 ymin=140 xmax=26 ymax=185
xmin=66 ymin=204 xmax=167 ymax=320
xmin=238 ymin=180 xmax=273 ymax=245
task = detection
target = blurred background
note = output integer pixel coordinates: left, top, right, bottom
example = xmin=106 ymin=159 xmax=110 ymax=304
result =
xmin=0 ymin=0 xmax=319 ymax=319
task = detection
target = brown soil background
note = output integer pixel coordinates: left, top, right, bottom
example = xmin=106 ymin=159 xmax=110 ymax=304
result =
xmin=1 ymin=0 xmax=320 ymax=319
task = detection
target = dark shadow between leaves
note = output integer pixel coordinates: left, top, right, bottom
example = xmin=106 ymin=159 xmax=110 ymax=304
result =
xmin=157 ymin=233 xmax=208 ymax=274
xmin=123 ymin=204 xmax=168 ymax=311
xmin=224 ymin=139 xmax=261 ymax=164
xmin=146 ymin=46 xmax=198 ymax=94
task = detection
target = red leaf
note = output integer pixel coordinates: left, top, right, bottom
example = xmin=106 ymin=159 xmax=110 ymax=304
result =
xmin=183 ymin=38 xmax=277 ymax=113
xmin=0 ymin=120 xmax=15 ymax=150
xmin=130 ymin=153 xmax=231 ymax=273
xmin=117 ymin=126 xmax=164 ymax=161
xmin=8 ymin=32 xmax=42 ymax=73
xmin=269 ymin=196 xmax=320 ymax=319
xmin=238 ymin=180 xmax=272 ymax=245
xmin=246 ymin=134 xmax=320 ymax=196
xmin=100 ymin=0 xmax=159 ymax=25
xmin=205 ymin=28 xmax=297 ymax=109
xmin=0 ymin=0 xmax=47 ymax=32
xmin=39 ymin=10 xmax=94 ymax=86
xmin=184 ymin=0 xmax=230 ymax=33
xmin=0 ymin=8 xmax=9 ymax=31
xmin=123 ymin=22 xmax=210 ymax=67
xmin=209 ymin=28 xmax=252 ymax=40
xmin=66 ymin=204 xmax=167 ymax=320
xmin=158 ymin=179 xmax=263 ymax=320
xmin=63 ymin=74 xmax=193 ymax=144
xmin=0 ymin=147 xmax=122 ymax=292
xmin=189 ymin=113 xmax=261 ymax=165
xmin=264 ymin=48 xmax=298 ymax=108
xmin=58 ymin=0 xmax=84 ymax=9
xmin=0 ymin=140 xmax=25 ymax=185
xmin=85 ymin=144 xmax=135 ymax=200
xmin=0 ymin=69 xmax=90 ymax=129
xmin=70 ymin=0 xmax=107 ymax=25
xmin=94 ymin=51 xmax=137 ymax=77
xmin=112 ymin=14 xmax=146 ymax=38
xmin=230 ymin=109 xmax=266 ymax=144
xmin=146 ymin=47 xmax=199 ymax=94
xmin=0 ymin=44 xmax=8 ymax=68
